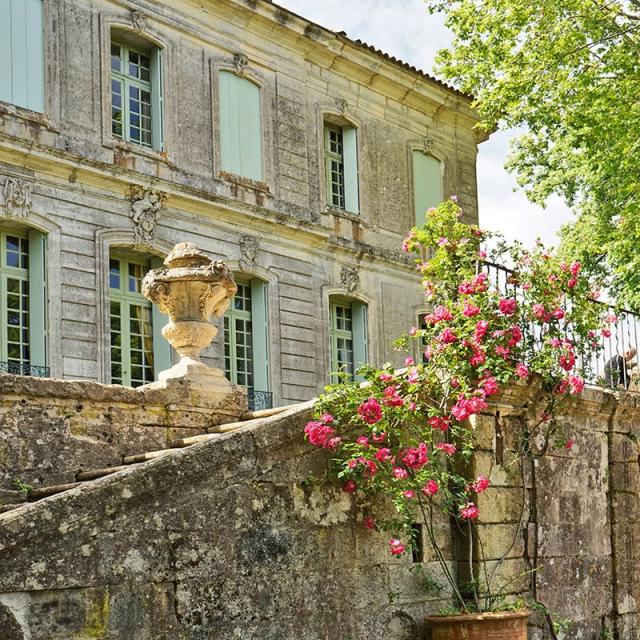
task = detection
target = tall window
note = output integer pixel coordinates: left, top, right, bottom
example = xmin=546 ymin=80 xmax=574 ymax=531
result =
xmin=218 ymin=71 xmax=262 ymax=181
xmin=0 ymin=227 xmax=47 ymax=376
xmin=109 ymin=254 xmax=171 ymax=387
xmin=329 ymin=299 xmax=368 ymax=382
xmin=0 ymin=0 xmax=45 ymax=112
xmin=111 ymin=38 xmax=163 ymax=149
xmin=324 ymin=121 xmax=359 ymax=214
xmin=223 ymin=278 xmax=270 ymax=409
xmin=412 ymin=151 xmax=443 ymax=227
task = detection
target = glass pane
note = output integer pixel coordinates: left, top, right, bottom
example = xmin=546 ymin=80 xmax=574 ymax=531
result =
xmin=109 ymin=259 xmax=120 ymax=289
xmin=111 ymin=43 xmax=121 ymax=71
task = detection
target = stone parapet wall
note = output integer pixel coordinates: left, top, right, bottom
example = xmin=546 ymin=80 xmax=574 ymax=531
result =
xmin=0 ymin=378 xmax=639 ymax=638
xmin=0 ymin=374 xmax=243 ymax=492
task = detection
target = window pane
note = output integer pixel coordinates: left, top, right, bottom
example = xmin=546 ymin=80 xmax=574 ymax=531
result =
xmin=111 ymin=43 xmax=121 ymax=71
xmin=109 ymin=259 xmax=120 ymax=290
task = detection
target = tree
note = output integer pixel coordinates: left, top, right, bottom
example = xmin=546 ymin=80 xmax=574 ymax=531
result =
xmin=425 ymin=0 xmax=640 ymax=308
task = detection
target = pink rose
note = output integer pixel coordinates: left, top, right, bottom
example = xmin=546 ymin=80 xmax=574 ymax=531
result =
xmin=570 ymin=261 xmax=581 ymax=276
xmin=568 ymin=375 xmax=585 ymax=395
xmin=515 ymin=363 xmax=529 ymax=379
xmin=565 ymin=439 xmax=575 ymax=450
xmin=460 ymin=503 xmax=480 ymax=520
xmin=343 ymin=480 xmax=357 ymax=494
xmin=356 ymin=436 xmax=370 ymax=447
xmin=364 ymin=515 xmax=376 ymax=530
xmin=403 ymin=490 xmax=415 ymax=499
xmin=389 ymin=538 xmax=405 ymax=556
xmin=472 ymin=475 xmax=490 ymax=493
xmin=393 ymin=467 xmax=409 ymax=479
xmin=498 ymin=298 xmax=517 ymax=316
xmin=405 ymin=356 xmax=415 ymax=366
xmin=428 ymin=416 xmax=450 ymax=432
xmin=440 ymin=328 xmax=458 ymax=344
xmin=553 ymin=308 xmax=565 ymax=320
xmin=436 ymin=442 xmax=456 ymax=456
xmin=422 ymin=480 xmax=439 ymax=497
xmin=358 ymin=398 xmax=383 ymax=424
xmin=375 ymin=448 xmax=392 ymax=462
xmin=402 ymin=443 xmax=429 ymax=469
xmin=481 ymin=376 xmax=500 ymax=397
xmin=372 ymin=431 xmax=387 ymax=443
xmin=462 ymin=302 xmax=481 ymax=317
xmin=567 ymin=277 xmax=577 ymax=289
xmin=474 ymin=320 xmax=489 ymax=341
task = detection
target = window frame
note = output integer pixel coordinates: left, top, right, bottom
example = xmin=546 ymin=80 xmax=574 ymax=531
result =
xmin=223 ymin=279 xmax=254 ymax=389
xmin=100 ymin=17 xmax=171 ymax=158
xmin=325 ymin=124 xmax=345 ymax=209
xmin=329 ymin=299 xmax=355 ymax=382
xmin=110 ymin=40 xmax=154 ymax=148
xmin=108 ymin=253 xmax=155 ymax=387
xmin=0 ymin=228 xmax=30 ymax=370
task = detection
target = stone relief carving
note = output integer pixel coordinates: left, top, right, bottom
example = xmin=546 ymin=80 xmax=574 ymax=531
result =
xmin=423 ymin=135 xmax=435 ymax=151
xmin=129 ymin=187 xmax=166 ymax=246
xmin=335 ymin=98 xmax=349 ymax=116
xmin=233 ymin=52 xmax=249 ymax=75
xmin=131 ymin=11 xmax=148 ymax=31
xmin=2 ymin=178 xmax=32 ymax=218
xmin=340 ymin=266 xmax=360 ymax=294
xmin=240 ymin=235 xmax=260 ymax=264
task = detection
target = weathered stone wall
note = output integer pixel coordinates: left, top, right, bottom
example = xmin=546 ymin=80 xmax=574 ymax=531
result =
xmin=2 ymin=378 xmax=637 ymax=639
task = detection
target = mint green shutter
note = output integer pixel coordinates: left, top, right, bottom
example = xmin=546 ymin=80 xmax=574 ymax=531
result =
xmin=250 ymin=278 xmax=269 ymax=392
xmin=150 ymin=257 xmax=172 ymax=376
xmin=28 ymin=229 xmax=46 ymax=369
xmin=0 ymin=0 xmax=44 ymax=112
xmin=352 ymin=301 xmax=368 ymax=381
xmin=412 ymin=151 xmax=443 ymax=227
xmin=219 ymin=71 xmax=262 ymax=181
xmin=343 ymin=126 xmax=359 ymax=214
xmin=150 ymin=48 xmax=164 ymax=151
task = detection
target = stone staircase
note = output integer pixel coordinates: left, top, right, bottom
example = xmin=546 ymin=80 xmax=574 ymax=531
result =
xmin=0 ymin=404 xmax=295 ymax=517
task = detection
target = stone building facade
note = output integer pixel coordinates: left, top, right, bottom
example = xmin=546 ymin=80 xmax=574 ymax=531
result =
xmin=0 ymin=0 xmax=482 ymax=407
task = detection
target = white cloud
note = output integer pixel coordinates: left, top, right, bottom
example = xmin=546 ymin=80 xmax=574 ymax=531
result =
xmin=277 ymin=0 xmax=575 ymax=247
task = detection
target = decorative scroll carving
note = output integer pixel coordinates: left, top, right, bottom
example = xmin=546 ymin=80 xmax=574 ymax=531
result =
xmin=335 ymin=98 xmax=349 ymax=116
xmin=131 ymin=11 xmax=148 ymax=31
xmin=233 ymin=52 xmax=249 ymax=75
xmin=340 ymin=266 xmax=360 ymax=294
xmin=240 ymin=235 xmax=260 ymax=265
xmin=423 ymin=136 xmax=435 ymax=151
xmin=129 ymin=187 xmax=166 ymax=246
xmin=2 ymin=178 xmax=32 ymax=218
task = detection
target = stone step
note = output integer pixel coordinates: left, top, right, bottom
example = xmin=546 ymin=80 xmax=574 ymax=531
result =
xmin=122 ymin=449 xmax=174 ymax=464
xmin=29 ymin=482 xmax=80 ymax=500
xmin=170 ymin=432 xmax=221 ymax=448
xmin=76 ymin=465 xmax=131 ymax=482
xmin=240 ymin=405 xmax=290 ymax=420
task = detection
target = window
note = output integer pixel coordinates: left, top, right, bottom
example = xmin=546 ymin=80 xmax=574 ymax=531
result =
xmin=412 ymin=151 xmax=443 ymax=227
xmin=0 ymin=227 xmax=47 ymax=375
xmin=329 ymin=299 xmax=368 ymax=382
xmin=324 ymin=122 xmax=359 ymax=214
xmin=0 ymin=0 xmax=45 ymax=112
xmin=223 ymin=278 xmax=270 ymax=409
xmin=218 ymin=71 xmax=262 ymax=181
xmin=109 ymin=254 xmax=171 ymax=387
xmin=111 ymin=38 xmax=163 ymax=149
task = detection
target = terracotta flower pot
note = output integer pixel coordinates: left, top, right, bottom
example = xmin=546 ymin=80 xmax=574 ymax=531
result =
xmin=425 ymin=610 xmax=530 ymax=640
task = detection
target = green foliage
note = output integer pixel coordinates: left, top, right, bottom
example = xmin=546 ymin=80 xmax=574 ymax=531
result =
xmin=425 ymin=0 xmax=640 ymax=308
xmin=12 ymin=478 xmax=33 ymax=494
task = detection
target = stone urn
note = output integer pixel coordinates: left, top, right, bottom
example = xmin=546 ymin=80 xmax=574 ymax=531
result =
xmin=141 ymin=242 xmax=245 ymax=409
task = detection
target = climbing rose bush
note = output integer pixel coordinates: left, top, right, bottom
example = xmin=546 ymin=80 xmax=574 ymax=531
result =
xmin=304 ymin=199 xmax=611 ymax=611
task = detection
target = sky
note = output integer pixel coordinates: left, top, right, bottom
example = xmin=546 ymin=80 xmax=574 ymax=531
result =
xmin=278 ymin=0 xmax=574 ymax=248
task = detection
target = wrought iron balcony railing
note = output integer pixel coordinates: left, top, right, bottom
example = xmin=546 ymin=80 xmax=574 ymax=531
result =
xmin=480 ymin=260 xmax=640 ymax=391
xmin=0 ymin=361 xmax=50 ymax=377
xmin=247 ymin=389 xmax=273 ymax=412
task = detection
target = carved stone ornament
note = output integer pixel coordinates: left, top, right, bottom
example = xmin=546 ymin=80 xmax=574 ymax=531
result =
xmin=141 ymin=242 xmax=243 ymax=408
xmin=129 ymin=186 xmax=166 ymax=246
xmin=423 ymin=136 xmax=435 ymax=151
xmin=335 ymin=98 xmax=348 ymax=116
xmin=233 ymin=52 xmax=249 ymax=75
xmin=239 ymin=235 xmax=260 ymax=264
xmin=340 ymin=266 xmax=360 ymax=294
xmin=131 ymin=10 xmax=148 ymax=31
xmin=2 ymin=178 xmax=32 ymax=218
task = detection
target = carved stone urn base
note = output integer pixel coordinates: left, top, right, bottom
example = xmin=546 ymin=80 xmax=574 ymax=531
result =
xmin=144 ymin=357 xmax=247 ymax=414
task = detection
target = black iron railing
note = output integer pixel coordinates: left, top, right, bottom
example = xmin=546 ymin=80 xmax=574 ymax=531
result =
xmin=479 ymin=261 xmax=640 ymax=390
xmin=0 ymin=361 xmax=50 ymax=377
xmin=247 ymin=389 xmax=273 ymax=411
